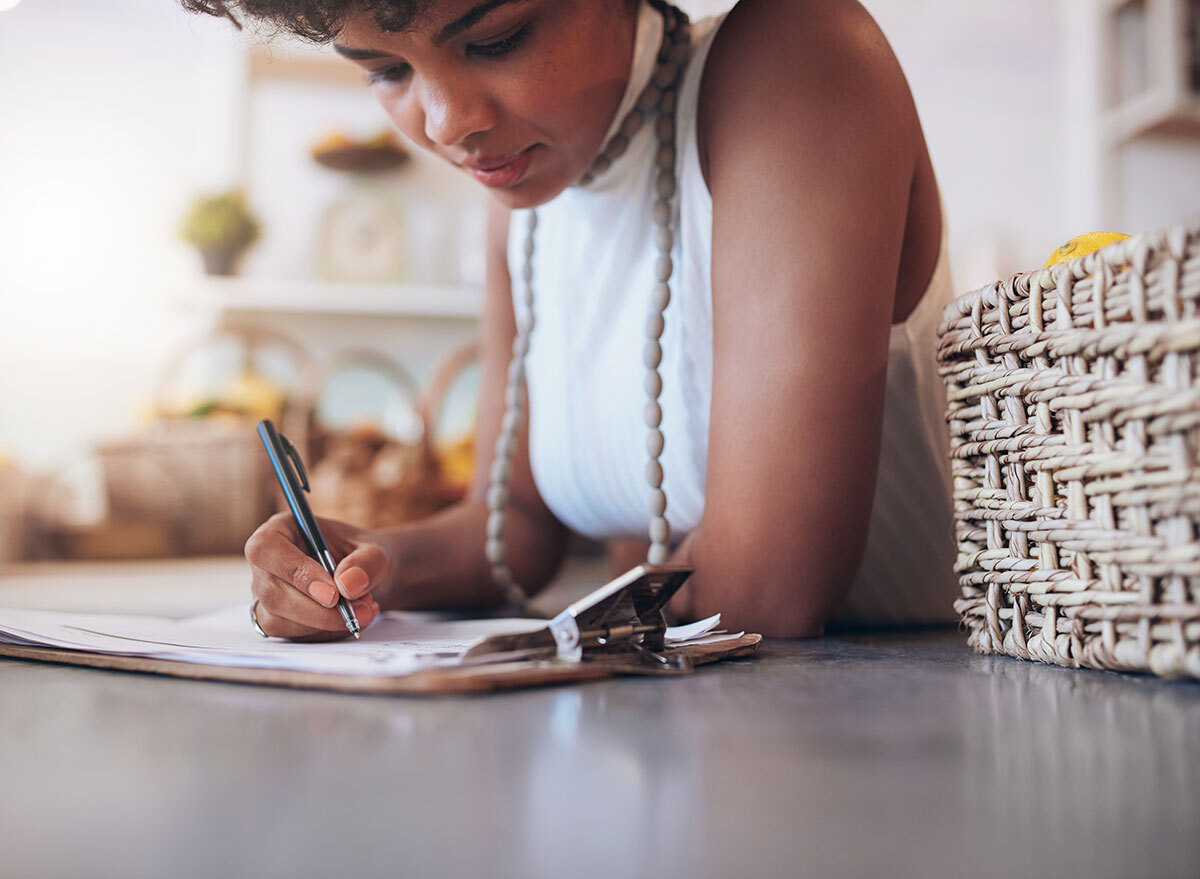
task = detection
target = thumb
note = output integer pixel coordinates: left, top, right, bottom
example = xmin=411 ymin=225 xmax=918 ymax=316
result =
xmin=333 ymin=541 xmax=391 ymax=601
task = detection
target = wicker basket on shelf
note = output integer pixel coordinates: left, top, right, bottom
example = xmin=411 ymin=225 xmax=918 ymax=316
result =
xmin=937 ymin=219 xmax=1200 ymax=678
xmin=97 ymin=325 xmax=309 ymax=556
xmin=284 ymin=344 xmax=477 ymax=530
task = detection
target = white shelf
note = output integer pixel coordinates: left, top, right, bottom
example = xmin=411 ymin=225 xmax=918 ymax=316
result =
xmin=1105 ymin=93 xmax=1200 ymax=142
xmin=1100 ymin=0 xmax=1200 ymax=143
xmin=181 ymin=276 xmax=483 ymax=319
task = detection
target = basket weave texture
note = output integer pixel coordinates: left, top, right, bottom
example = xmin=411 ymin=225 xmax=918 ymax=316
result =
xmin=937 ymin=219 xmax=1200 ymax=678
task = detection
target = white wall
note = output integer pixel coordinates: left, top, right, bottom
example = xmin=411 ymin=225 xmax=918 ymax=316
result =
xmin=1 ymin=0 xmax=1197 ymax=480
xmin=0 ymin=0 xmax=242 ymax=473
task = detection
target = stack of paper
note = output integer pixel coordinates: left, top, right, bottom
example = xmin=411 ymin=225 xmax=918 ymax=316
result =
xmin=0 ymin=605 xmax=736 ymax=677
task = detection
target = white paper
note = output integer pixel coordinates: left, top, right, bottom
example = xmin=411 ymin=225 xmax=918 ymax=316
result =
xmin=664 ymin=614 xmax=723 ymax=643
xmin=0 ymin=605 xmax=739 ymax=677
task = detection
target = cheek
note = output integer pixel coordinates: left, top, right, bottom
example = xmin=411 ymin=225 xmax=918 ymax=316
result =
xmin=371 ymin=87 xmax=439 ymax=155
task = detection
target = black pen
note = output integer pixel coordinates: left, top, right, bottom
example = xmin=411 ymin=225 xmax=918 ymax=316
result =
xmin=256 ymin=418 xmax=361 ymax=639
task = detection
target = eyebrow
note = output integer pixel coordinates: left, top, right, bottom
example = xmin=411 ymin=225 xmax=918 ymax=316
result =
xmin=333 ymin=0 xmax=528 ymax=59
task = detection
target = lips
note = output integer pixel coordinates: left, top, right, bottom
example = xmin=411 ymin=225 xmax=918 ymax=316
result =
xmin=463 ymin=146 xmax=536 ymax=189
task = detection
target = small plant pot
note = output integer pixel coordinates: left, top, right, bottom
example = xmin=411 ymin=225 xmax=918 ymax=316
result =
xmin=201 ymin=248 xmax=242 ymax=277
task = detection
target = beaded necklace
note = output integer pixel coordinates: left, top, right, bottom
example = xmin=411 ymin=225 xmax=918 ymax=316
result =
xmin=485 ymin=1 xmax=692 ymax=609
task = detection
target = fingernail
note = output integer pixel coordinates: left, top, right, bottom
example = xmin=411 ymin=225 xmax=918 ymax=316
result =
xmin=309 ymin=581 xmax=338 ymax=606
xmin=352 ymin=598 xmax=375 ymax=617
xmin=337 ymin=566 xmax=369 ymax=596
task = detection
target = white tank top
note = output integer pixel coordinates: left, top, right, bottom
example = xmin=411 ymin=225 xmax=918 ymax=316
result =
xmin=508 ymin=4 xmax=960 ymax=625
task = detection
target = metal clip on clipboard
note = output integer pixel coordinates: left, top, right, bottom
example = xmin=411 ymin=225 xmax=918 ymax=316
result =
xmin=461 ymin=565 xmax=695 ymax=674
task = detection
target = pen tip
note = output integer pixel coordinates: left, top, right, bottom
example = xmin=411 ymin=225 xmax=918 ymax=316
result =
xmin=353 ymin=630 xmax=360 ymax=639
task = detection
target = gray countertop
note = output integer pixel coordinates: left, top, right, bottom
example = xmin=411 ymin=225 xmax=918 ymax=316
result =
xmin=1 ymin=560 xmax=1198 ymax=879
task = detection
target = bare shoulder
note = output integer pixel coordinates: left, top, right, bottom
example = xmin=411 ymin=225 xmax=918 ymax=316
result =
xmin=698 ymin=0 xmax=918 ymax=186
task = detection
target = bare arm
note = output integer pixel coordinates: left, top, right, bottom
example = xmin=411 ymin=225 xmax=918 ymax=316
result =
xmin=369 ymin=197 xmax=571 ymax=610
xmin=670 ymin=0 xmax=921 ymax=635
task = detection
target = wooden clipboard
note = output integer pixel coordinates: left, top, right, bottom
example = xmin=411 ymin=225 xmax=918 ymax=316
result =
xmin=0 ymin=565 xmax=762 ymax=695
xmin=0 ymin=633 xmax=761 ymax=695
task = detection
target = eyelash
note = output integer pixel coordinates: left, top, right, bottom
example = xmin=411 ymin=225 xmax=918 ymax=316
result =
xmin=469 ymin=23 xmax=532 ymax=57
xmin=366 ymin=24 xmax=533 ymax=86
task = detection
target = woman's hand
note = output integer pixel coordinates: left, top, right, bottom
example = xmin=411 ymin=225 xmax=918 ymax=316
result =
xmin=244 ymin=512 xmax=395 ymax=640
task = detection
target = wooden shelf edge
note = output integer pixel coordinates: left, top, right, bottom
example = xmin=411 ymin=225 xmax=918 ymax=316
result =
xmin=179 ymin=277 xmax=484 ymax=320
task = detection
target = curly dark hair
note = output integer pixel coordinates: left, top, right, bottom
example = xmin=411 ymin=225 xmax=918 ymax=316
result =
xmin=179 ymin=1 xmax=427 ymax=43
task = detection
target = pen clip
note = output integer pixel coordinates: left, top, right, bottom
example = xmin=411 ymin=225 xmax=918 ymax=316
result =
xmin=279 ymin=431 xmax=311 ymax=492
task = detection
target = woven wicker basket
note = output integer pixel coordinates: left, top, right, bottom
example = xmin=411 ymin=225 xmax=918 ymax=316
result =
xmin=97 ymin=324 xmax=308 ymax=556
xmin=938 ymin=219 xmax=1200 ymax=679
xmin=283 ymin=345 xmax=476 ymax=530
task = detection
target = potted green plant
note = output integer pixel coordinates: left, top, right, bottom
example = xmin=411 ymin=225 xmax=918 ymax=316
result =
xmin=178 ymin=189 xmax=262 ymax=276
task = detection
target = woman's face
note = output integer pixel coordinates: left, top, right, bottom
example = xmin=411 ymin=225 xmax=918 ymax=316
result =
xmin=336 ymin=0 xmax=639 ymax=208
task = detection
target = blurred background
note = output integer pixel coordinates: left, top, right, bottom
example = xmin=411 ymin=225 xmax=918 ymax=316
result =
xmin=0 ymin=0 xmax=1197 ymax=568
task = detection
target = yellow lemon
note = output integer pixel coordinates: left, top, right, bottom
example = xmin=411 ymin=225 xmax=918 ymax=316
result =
xmin=219 ymin=368 xmax=287 ymax=422
xmin=1044 ymin=232 xmax=1130 ymax=268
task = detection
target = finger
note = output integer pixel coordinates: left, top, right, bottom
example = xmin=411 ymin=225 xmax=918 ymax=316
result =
xmin=254 ymin=592 xmax=381 ymax=641
xmin=333 ymin=542 xmax=391 ymax=601
xmin=245 ymin=520 xmax=341 ymax=608
xmin=317 ymin=516 xmax=360 ymax=557
xmin=253 ymin=573 xmax=356 ymax=632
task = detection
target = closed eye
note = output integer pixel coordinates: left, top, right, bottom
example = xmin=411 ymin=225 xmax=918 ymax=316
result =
xmin=364 ymin=21 xmax=532 ymax=87
xmin=367 ymin=63 xmax=412 ymax=85
xmin=467 ymin=23 xmax=532 ymax=57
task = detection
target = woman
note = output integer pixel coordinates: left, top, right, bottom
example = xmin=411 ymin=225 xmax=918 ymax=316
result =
xmin=189 ymin=0 xmax=958 ymax=638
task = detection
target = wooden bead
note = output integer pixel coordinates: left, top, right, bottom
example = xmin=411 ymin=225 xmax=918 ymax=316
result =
xmin=489 ymin=456 xmax=510 ymax=484
xmin=492 ymin=566 xmax=513 ymax=588
xmin=607 ymin=134 xmax=630 ymax=159
xmin=637 ymin=84 xmax=662 ymax=113
xmin=507 ymin=358 xmax=525 ymax=384
xmin=487 ymin=512 xmax=506 ymax=538
xmin=590 ymin=155 xmax=610 ymax=176
xmin=504 ymin=584 xmax=527 ymax=606
xmin=645 ymin=459 xmax=664 ymax=488
xmin=652 ymin=198 xmax=672 ymax=226
xmin=505 ymin=384 xmax=526 ymax=411
xmin=656 ymin=144 xmax=675 ymax=170
xmin=521 ymin=262 xmax=533 ymax=283
xmin=526 ymin=212 xmax=538 ymax=232
xmin=652 ymin=282 xmax=671 ymax=311
xmin=620 ymin=109 xmax=644 ymax=138
xmin=512 ymin=333 xmax=530 ymax=358
xmin=644 ymin=399 xmax=662 ymax=428
xmin=656 ymin=114 xmax=674 ymax=142
xmin=656 ymin=171 xmax=676 ymax=199
xmin=656 ymin=226 xmax=674 ymax=252
xmin=669 ymin=41 xmax=690 ymax=66
xmin=646 ymin=428 xmax=664 ymax=457
xmin=486 ymin=538 xmax=506 ymax=563
xmin=646 ymin=312 xmax=665 ymax=340
xmin=649 ymin=488 xmax=667 ymax=517
xmin=660 ymin=89 xmax=677 ymax=116
xmin=523 ymin=236 xmax=535 ymax=257
xmin=643 ymin=340 xmax=662 ymax=370
xmin=487 ymin=484 xmax=509 ymax=511
xmin=653 ymin=61 xmax=679 ymax=89
xmin=656 ymin=254 xmax=673 ymax=282
xmin=501 ymin=409 xmax=521 ymax=436
xmin=647 ymin=543 xmax=670 ymax=565
xmin=644 ymin=370 xmax=662 ymax=399
xmin=649 ymin=516 xmax=670 ymax=544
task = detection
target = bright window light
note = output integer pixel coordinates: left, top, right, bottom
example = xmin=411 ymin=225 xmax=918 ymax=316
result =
xmin=0 ymin=0 xmax=23 ymax=11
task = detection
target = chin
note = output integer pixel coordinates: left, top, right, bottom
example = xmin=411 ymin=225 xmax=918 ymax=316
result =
xmin=485 ymin=175 xmax=572 ymax=211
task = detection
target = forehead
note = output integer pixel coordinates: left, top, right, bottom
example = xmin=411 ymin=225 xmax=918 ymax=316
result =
xmin=339 ymin=0 xmax=534 ymax=47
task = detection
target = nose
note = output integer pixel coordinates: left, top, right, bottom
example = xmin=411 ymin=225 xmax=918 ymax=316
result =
xmin=419 ymin=73 xmax=496 ymax=148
